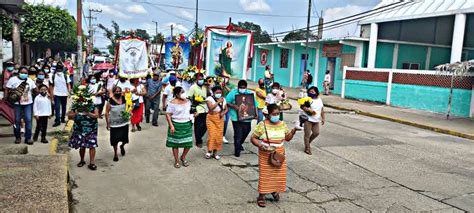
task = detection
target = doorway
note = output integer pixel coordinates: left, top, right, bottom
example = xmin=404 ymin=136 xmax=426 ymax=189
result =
xmin=327 ymin=57 xmax=336 ymax=89
xmin=300 ymin=54 xmax=309 ymax=86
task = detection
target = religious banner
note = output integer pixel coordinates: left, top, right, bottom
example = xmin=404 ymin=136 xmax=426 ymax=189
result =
xmin=204 ymin=25 xmax=253 ymax=79
xmin=164 ymin=36 xmax=190 ymax=70
xmin=117 ymin=38 xmax=148 ymax=78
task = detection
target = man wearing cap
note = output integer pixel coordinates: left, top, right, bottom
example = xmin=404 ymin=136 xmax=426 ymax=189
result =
xmin=187 ymin=72 xmax=208 ymax=148
xmin=50 ymin=64 xmax=71 ymax=127
xmin=145 ymin=71 xmax=163 ymax=126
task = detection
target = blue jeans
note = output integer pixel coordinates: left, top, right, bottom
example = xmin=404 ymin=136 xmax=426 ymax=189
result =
xmin=223 ymin=111 xmax=230 ymax=136
xmin=54 ymin=96 xmax=68 ymax=123
xmin=257 ymin=108 xmax=264 ymax=124
xmin=14 ymin=104 xmax=33 ymax=140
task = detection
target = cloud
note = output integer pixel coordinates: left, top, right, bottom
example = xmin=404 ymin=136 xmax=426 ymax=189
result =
xmin=126 ymin=4 xmax=147 ymax=14
xmin=179 ymin=9 xmax=194 ymax=21
xmin=322 ymin=5 xmax=370 ymax=38
xmin=239 ymin=0 xmax=271 ymax=12
xmin=26 ymin=0 xmax=67 ymax=7
xmin=87 ymin=2 xmax=132 ymax=20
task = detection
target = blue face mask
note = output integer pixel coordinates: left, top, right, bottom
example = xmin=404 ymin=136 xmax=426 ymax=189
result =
xmin=238 ymin=88 xmax=246 ymax=94
xmin=308 ymin=93 xmax=317 ymax=99
xmin=7 ymin=67 xmax=14 ymax=71
xmin=90 ymin=79 xmax=96 ymax=84
xmin=37 ymin=74 xmax=45 ymax=80
xmin=215 ymin=93 xmax=222 ymax=99
xmin=270 ymin=115 xmax=280 ymax=123
xmin=44 ymin=69 xmax=50 ymax=73
xmin=19 ymin=73 xmax=28 ymax=80
xmin=197 ymin=79 xmax=204 ymax=86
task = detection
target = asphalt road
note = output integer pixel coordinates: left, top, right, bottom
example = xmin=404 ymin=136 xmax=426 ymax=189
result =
xmin=69 ymin=103 xmax=474 ymax=212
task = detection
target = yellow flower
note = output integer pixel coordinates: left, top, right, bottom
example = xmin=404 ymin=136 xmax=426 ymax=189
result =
xmin=297 ymin=97 xmax=313 ymax=106
xmin=194 ymin=95 xmax=204 ymax=102
xmin=125 ymin=92 xmax=133 ymax=112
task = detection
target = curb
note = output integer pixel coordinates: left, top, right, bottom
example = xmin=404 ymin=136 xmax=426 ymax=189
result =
xmin=242 ymin=84 xmax=474 ymax=141
xmin=49 ymin=120 xmax=74 ymax=155
xmin=323 ymin=103 xmax=474 ymax=141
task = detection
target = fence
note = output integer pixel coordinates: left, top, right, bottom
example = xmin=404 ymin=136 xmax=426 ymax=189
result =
xmin=341 ymin=67 xmax=474 ymax=117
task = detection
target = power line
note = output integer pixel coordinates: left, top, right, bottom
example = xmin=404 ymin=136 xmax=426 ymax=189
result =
xmin=132 ymin=0 xmax=318 ymax=18
xmin=271 ymin=0 xmax=413 ymax=37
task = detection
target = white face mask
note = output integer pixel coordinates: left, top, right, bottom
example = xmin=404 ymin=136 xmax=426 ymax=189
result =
xmin=179 ymin=93 xmax=187 ymax=100
xmin=272 ymin=89 xmax=279 ymax=94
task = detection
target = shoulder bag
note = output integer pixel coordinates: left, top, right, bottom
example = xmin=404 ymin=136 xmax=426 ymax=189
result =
xmin=263 ymin=121 xmax=285 ymax=168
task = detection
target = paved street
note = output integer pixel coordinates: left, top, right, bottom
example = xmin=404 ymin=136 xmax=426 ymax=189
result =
xmin=69 ymin=103 xmax=474 ymax=212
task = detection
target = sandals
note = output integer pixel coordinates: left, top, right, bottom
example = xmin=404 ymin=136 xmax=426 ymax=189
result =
xmin=205 ymin=153 xmax=212 ymax=159
xmin=174 ymin=162 xmax=181 ymax=169
xmin=77 ymin=161 xmax=86 ymax=167
xmin=137 ymin=125 xmax=142 ymax=131
xmin=181 ymin=158 xmax=189 ymax=167
xmin=257 ymin=197 xmax=266 ymax=208
xmin=88 ymin=164 xmax=97 ymax=171
xmin=304 ymin=148 xmax=312 ymax=155
xmin=131 ymin=129 xmax=136 ymax=132
xmin=271 ymin=192 xmax=280 ymax=202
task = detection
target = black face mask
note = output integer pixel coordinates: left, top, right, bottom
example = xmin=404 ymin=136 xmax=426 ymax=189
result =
xmin=170 ymin=81 xmax=176 ymax=87
xmin=259 ymin=83 xmax=265 ymax=88
xmin=114 ymin=93 xmax=121 ymax=98
xmin=40 ymin=92 xmax=47 ymax=97
xmin=119 ymin=78 xmax=126 ymax=83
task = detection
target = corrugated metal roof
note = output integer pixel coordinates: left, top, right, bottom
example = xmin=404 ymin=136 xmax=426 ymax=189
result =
xmin=359 ymin=0 xmax=474 ymax=25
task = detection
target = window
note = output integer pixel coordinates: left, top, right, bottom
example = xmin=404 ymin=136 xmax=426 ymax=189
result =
xmin=402 ymin=63 xmax=420 ymax=70
xmin=280 ymin=49 xmax=289 ymax=68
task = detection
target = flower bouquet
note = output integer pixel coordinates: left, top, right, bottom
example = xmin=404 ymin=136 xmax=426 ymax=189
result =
xmin=298 ymin=97 xmax=315 ymax=116
xmin=278 ymin=99 xmax=292 ymax=111
xmin=71 ymin=85 xmax=95 ymax=113
xmin=122 ymin=92 xmax=133 ymax=121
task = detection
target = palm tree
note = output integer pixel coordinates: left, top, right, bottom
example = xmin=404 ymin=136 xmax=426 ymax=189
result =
xmin=435 ymin=60 xmax=474 ymax=119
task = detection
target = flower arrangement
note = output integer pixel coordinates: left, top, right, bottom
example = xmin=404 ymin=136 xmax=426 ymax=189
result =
xmin=71 ymin=85 xmax=95 ymax=112
xmin=297 ymin=97 xmax=313 ymax=108
xmin=121 ymin=92 xmax=133 ymax=121
xmin=194 ymin=95 xmax=204 ymax=103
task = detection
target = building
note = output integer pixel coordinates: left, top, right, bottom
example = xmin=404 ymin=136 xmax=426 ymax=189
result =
xmin=250 ymin=0 xmax=474 ymax=118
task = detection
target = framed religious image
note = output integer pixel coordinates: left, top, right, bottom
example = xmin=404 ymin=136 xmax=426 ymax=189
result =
xmin=235 ymin=94 xmax=257 ymax=121
xmin=280 ymin=49 xmax=289 ymax=68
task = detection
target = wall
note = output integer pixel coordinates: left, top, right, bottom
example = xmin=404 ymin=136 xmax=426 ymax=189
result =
xmin=397 ymin=44 xmax=427 ymax=70
xmin=344 ymin=80 xmax=388 ymax=103
xmin=429 ymin=47 xmax=451 ymax=69
xmin=391 ymin=84 xmax=472 ymax=117
xmin=375 ymin=42 xmax=394 ymax=68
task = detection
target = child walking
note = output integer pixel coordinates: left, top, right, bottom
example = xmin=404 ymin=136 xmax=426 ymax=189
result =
xmin=33 ymin=84 xmax=52 ymax=143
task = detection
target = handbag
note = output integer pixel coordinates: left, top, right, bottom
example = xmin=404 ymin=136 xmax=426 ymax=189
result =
xmin=7 ymin=80 xmax=28 ymax=105
xmin=263 ymin=121 xmax=285 ymax=168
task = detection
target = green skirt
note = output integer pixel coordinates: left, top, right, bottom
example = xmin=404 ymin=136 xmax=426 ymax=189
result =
xmin=166 ymin=121 xmax=193 ymax=148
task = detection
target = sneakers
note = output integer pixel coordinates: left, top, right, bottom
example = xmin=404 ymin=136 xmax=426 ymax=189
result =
xmin=223 ymin=137 xmax=229 ymax=144
xmin=20 ymin=128 xmax=25 ymax=133
xmin=293 ymin=120 xmax=304 ymax=130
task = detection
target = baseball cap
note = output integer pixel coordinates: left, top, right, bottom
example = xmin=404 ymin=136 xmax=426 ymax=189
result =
xmin=169 ymin=75 xmax=177 ymax=82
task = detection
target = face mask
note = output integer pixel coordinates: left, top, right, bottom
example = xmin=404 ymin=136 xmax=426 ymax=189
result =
xmin=90 ymin=79 xmax=96 ymax=84
xmin=141 ymin=80 xmax=147 ymax=84
xmin=52 ymin=63 xmax=57 ymax=67
xmin=270 ymin=115 xmax=280 ymax=123
xmin=272 ymin=89 xmax=279 ymax=94
xmin=197 ymin=79 xmax=204 ymax=86
xmin=37 ymin=74 xmax=45 ymax=80
xmin=179 ymin=93 xmax=187 ymax=99
xmin=238 ymin=88 xmax=246 ymax=94
xmin=119 ymin=78 xmax=126 ymax=83
xmin=170 ymin=81 xmax=176 ymax=87
xmin=259 ymin=84 xmax=264 ymax=88
xmin=215 ymin=93 xmax=222 ymax=99
xmin=44 ymin=69 xmax=50 ymax=73
xmin=114 ymin=93 xmax=121 ymax=98
xmin=7 ymin=67 xmax=14 ymax=71
xmin=308 ymin=93 xmax=317 ymax=99
xmin=19 ymin=73 xmax=28 ymax=80
xmin=40 ymin=92 xmax=47 ymax=97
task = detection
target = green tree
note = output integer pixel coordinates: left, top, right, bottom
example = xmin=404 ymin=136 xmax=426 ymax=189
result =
xmin=93 ymin=47 xmax=101 ymax=55
xmin=152 ymin=32 xmax=165 ymax=44
xmin=98 ymin=21 xmax=121 ymax=55
xmin=0 ymin=4 xmax=77 ymax=56
xmin=235 ymin=21 xmax=272 ymax=43
xmin=120 ymin=29 xmax=150 ymax=40
xmin=282 ymin=30 xmax=318 ymax=42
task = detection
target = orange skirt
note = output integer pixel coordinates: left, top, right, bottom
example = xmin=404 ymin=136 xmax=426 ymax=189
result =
xmin=258 ymin=147 xmax=287 ymax=193
xmin=206 ymin=113 xmax=224 ymax=151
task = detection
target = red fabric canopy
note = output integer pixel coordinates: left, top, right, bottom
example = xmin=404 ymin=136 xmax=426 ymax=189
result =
xmin=92 ymin=63 xmax=114 ymax=70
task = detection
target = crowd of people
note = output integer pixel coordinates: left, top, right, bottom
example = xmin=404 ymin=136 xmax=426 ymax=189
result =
xmin=1 ymin=60 xmax=326 ymax=207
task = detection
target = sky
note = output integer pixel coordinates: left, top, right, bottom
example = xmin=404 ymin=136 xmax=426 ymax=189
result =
xmin=25 ymin=0 xmax=381 ymax=51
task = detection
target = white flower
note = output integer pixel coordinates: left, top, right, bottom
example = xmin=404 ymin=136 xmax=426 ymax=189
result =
xmin=78 ymin=85 xmax=86 ymax=90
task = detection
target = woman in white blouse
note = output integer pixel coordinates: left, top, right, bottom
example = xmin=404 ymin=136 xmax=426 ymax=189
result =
xmin=165 ymin=86 xmax=193 ymax=168
xmin=300 ymin=86 xmax=325 ymax=155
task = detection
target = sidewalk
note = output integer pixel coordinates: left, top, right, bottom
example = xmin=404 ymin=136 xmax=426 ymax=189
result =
xmin=230 ymin=79 xmax=474 ymax=140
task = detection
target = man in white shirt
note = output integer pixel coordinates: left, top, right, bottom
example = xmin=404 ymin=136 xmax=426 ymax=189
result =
xmin=162 ymin=75 xmax=178 ymax=111
xmin=50 ymin=64 xmax=71 ymax=127
xmin=6 ymin=67 xmax=37 ymax=144
xmin=109 ymin=76 xmax=133 ymax=97
xmin=323 ymin=70 xmax=331 ymax=95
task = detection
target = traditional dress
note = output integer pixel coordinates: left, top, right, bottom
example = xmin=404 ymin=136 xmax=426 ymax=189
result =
xmin=109 ymin=98 xmax=129 ymax=146
xmin=68 ymin=106 xmax=98 ymax=149
xmin=166 ymin=100 xmax=193 ymax=148
xmin=206 ymin=97 xmax=226 ymax=151
xmin=252 ymin=121 xmax=290 ymax=194
xmin=131 ymin=84 xmax=145 ymax=125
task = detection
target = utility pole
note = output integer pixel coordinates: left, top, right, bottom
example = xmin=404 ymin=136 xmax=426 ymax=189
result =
xmin=318 ymin=10 xmax=324 ymax=39
xmin=77 ymin=0 xmax=83 ymax=75
xmin=86 ymin=8 xmax=102 ymax=56
xmin=195 ymin=0 xmax=199 ymax=39
xmin=171 ymin=24 xmax=173 ymax=38
xmin=152 ymin=20 xmax=158 ymax=58
xmin=304 ymin=0 xmax=312 ymax=71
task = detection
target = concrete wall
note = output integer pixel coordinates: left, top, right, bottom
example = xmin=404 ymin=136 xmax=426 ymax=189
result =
xmin=345 ymin=80 xmax=388 ymax=103
xmin=375 ymin=43 xmax=394 ymax=68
